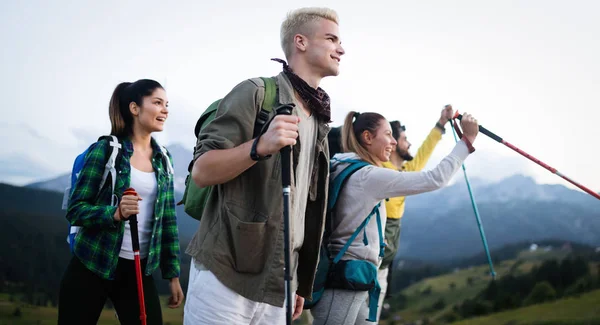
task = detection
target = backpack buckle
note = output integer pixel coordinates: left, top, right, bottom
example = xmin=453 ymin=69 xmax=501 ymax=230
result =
xmin=257 ymin=109 xmax=270 ymax=125
xmin=253 ymin=109 xmax=271 ymax=138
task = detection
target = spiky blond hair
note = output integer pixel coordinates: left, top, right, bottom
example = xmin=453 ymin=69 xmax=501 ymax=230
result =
xmin=280 ymin=7 xmax=339 ymax=59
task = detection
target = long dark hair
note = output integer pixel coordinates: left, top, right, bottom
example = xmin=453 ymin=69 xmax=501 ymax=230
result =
xmin=108 ymin=79 xmax=163 ymax=137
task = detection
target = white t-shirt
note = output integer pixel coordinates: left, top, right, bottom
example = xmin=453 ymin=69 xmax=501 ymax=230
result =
xmin=119 ymin=166 xmax=158 ymax=260
xmin=291 ymin=107 xmax=317 ymax=292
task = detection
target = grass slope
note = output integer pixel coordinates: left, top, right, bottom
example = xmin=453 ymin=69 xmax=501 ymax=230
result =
xmin=0 ymin=293 xmax=184 ymax=325
xmin=452 ymin=289 xmax=600 ymax=325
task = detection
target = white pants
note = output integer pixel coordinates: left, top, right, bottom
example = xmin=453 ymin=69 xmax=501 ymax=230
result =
xmin=355 ymin=267 xmax=389 ymax=324
xmin=184 ymin=258 xmax=290 ymax=325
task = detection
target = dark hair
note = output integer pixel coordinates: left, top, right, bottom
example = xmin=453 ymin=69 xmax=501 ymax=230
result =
xmin=390 ymin=120 xmax=406 ymax=140
xmin=341 ymin=111 xmax=386 ymax=165
xmin=109 ymin=79 xmax=164 ymax=137
xmin=327 ymin=126 xmax=343 ymax=158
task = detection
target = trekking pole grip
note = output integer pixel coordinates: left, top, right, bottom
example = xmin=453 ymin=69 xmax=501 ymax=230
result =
xmin=123 ymin=188 xmax=137 ymax=197
xmin=123 ymin=188 xmax=140 ymax=250
xmin=276 ymin=104 xmax=295 ymax=188
xmin=453 ymin=111 xmax=503 ymax=143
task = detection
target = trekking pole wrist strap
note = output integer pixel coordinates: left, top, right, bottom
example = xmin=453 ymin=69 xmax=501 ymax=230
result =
xmin=116 ymin=206 xmax=124 ymax=222
xmin=451 ymin=119 xmax=476 ymax=153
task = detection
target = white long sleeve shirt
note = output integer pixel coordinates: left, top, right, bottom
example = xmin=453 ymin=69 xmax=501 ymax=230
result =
xmin=328 ymin=140 xmax=470 ymax=266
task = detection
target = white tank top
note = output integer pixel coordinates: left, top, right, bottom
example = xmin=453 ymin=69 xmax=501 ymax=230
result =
xmin=119 ymin=165 xmax=158 ymax=260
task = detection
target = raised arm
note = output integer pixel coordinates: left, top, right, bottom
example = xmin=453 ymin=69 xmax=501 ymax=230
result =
xmin=365 ymin=140 xmax=469 ymax=200
xmin=364 ymin=112 xmax=479 ymax=200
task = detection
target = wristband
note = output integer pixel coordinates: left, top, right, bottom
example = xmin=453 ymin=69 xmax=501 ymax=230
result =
xmin=250 ymin=136 xmax=272 ymax=161
xmin=435 ymin=121 xmax=446 ymax=134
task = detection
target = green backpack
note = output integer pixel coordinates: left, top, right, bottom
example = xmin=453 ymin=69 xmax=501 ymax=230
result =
xmin=178 ymin=77 xmax=279 ymax=220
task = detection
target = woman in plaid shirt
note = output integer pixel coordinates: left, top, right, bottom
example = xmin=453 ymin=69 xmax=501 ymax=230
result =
xmin=58 ymin=79 xmax=183 ymax=325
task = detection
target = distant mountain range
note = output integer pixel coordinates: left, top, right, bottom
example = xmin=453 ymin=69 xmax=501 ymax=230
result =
xmin=27 ymin=143 xmax=194 ymax=194
xmin=0 ymin=183 xmax=195 ymax=299
xmin=398 ymin=174 xmax=600 ymax=262
xmin=19 ymin=144 xmax=600 ymax=263
xmin=0 ymin=152 xmax=59 ymax=186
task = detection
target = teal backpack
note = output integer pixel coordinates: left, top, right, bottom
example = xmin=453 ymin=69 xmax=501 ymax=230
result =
xmin=178 ymin=77 xmax=278 ymax=220
xmin=304 ymin=158 xmax=386 ymax=322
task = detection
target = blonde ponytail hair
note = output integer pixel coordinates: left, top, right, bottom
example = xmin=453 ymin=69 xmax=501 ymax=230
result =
xmin=341 ymin=111 xmax=386 ymax=165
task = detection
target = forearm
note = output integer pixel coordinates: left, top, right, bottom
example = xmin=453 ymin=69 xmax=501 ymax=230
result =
xmin=160 ymin=178 xmax=181 ymax=279
xmin=160 ymin=219 xmax=181 ymax=280
xmin=160 ymin=249 xmax=181 ymax=280
xmin=373 ymin=140 xmax=470 ymax=199
xmin=192 ymin=139 xmax=258 ymax=187
xmin=67 ymin=201 xmax=119 ymax=229
xmin=404 ymin=127 xmax=443 ymax=172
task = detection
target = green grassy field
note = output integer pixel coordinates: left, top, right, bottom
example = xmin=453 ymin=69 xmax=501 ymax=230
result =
xmin=386 ymin=259 xmax=536 ymax=323
xmin=0 ymin=294 xmax=184 ymax=325
xmin=0 ymin=293 xmax=308 ymax=325
xmin=2 ymin=250 xmax=596 ymax=325
xmin=452 ymin=289 xmax=600 ymax=325
xmin=381 ymin=250 xmax=599 ymax=324
xmin=3 ymin=290 xmax=600 ymax=325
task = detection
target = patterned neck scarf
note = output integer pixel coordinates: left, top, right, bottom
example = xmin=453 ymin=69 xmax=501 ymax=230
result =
xmin=272 ymin=58 xmax=331 ymax=123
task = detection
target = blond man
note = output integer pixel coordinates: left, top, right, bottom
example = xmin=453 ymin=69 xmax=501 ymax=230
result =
xmin=183 ymin=7 xmax=344 ymax=325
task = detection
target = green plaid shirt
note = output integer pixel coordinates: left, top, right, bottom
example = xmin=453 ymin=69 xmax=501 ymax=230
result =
xmin=66 ymin=137 xmax=181 ymax=280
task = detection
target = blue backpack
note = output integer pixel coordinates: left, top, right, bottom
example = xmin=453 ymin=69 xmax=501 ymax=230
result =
xmin=62 ymin=135 xmax=173 ymax=252
xmin=62 ymin=135 xmax=123 ymax=252
xmin=304 ymin=158 xmax=386 ymax=322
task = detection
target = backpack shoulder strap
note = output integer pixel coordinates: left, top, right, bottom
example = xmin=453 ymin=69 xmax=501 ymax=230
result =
xmin=97 ymin=135 xmax=121 ymax=206
xmin=328 ymin=159 xmax=370 ymax=212
xmin=325 ymin=159 xmax=373 ymax=262
xmin=260 ymin=76 xmax=277 ymax=112
xmin=253 ymin=76 xmax=278 ymax=138
xmin=332 ymin=201 xmax=382 ymax=264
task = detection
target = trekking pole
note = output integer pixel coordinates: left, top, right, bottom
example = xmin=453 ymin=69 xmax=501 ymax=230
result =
xmin=123 ymin=188 xmax=147 ymax=325
xmin=275 ymin=104 xmax=296 ymax=325
xmin=453 ymin=112 xmax=600 ymax=201
xmin=448 ymin=116 xmax=496 ymax=279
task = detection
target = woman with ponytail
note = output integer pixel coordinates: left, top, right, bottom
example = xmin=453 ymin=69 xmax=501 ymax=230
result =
xmin=58 ymin=79 xmax=183 ymax=325
xmin=312 ymin=110 xmax=479 ymax=324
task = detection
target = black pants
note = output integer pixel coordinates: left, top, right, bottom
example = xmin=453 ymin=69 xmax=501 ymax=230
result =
xmin=58 ymin=256 xmax=162 ymax=325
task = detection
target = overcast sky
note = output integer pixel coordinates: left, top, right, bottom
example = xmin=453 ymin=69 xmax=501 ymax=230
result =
xmin=1 ymin=0 xmax=598 ymax=193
